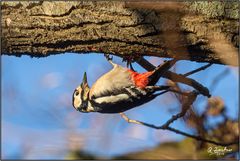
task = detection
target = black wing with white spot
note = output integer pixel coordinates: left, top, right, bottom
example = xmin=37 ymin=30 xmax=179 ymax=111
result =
xmin=90 ymin=85 xmax=169 ymax=113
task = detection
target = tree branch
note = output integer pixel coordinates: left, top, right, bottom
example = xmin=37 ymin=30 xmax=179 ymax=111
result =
xmin=1 ymin=1 xmax=238 ymax=65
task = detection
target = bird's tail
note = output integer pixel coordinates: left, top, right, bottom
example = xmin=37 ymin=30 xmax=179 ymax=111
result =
xmin=148 ymin=59 xmax=178 ymax=85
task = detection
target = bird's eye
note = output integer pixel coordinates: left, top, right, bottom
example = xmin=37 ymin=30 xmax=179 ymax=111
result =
xmin=75 ymin=91 xmax=79 ymax=96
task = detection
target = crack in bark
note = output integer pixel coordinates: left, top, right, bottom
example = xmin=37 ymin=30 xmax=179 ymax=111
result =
xmin=19 ymin=20 xmax=113 ymax=31
xmin=117 ymin=22 xmax=150 ymax=28
xmin=31 ymin=38 xmax=161 ymax=49
xmin=137 ymin=31 xmax=159 ymax=38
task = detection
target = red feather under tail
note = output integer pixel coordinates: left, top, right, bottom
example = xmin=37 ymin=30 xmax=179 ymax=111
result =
xmin=128 ymin=70 xmax=153 ymax=88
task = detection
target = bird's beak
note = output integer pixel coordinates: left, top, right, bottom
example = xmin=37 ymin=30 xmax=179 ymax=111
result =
xmin=82 ymin=72 xmax=88 ymax=86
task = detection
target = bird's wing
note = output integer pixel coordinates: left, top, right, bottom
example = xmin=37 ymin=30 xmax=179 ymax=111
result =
xmin=89 ymin=85 xmax=160 ymax=113
xmin=90 ymin=85 xmax=148 ymax=107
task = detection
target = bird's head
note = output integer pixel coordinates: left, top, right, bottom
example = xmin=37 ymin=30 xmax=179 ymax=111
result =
xmin=72 ymin=72 xmax=90 ymax=112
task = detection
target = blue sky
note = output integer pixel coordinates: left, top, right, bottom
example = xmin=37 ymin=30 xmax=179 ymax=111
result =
xmin=1 ymin=53 xmax=239 ymax=159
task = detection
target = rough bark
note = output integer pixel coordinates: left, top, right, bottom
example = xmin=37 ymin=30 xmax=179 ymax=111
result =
xmin=1 ymin=1 xmax=239 ymax=66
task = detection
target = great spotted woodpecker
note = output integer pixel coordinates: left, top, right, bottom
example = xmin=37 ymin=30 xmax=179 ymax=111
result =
xmin=72 ymin=57 xmax=177 ymax=113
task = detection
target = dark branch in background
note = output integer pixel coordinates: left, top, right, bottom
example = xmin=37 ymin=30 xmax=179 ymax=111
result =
xmin=183 ymin=63 xmax=213 ymax=77
xmin=209 ymin=68 xmax=230 ymax=92
xmin=160 ymin=90 xmax=198 ymax=128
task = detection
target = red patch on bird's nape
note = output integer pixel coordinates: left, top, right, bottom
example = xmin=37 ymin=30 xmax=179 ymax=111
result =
xmin=128 ymin=69 xmax=153 ymax=88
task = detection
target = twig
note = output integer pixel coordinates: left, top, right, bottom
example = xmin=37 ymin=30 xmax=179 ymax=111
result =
xmin=209 ymin=68 xmax=230 ymax=91
xmin=162 ymin=91 xmax=198 ymax=128
xmin=120 ymin=89 xmax=238 ymax=146
xmin=172 ymin=81 xmax=208 ymax=143
xmin=136 ymin=57 xmax=211 ymax=97
xmin=121 ymin=90 xmax=198 ymax=128
xmin=183 ymin=63 xmax=213 ymax=77
xmin=119 ymin=113 xmax=238 ymax=146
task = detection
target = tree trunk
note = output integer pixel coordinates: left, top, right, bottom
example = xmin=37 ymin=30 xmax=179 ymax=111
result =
xmin=1 ymin=1 xmax=239 ymax=66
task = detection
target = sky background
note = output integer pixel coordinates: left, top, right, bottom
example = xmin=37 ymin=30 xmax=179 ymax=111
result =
xmin=1 ymin=53 xmax=239 ymax=159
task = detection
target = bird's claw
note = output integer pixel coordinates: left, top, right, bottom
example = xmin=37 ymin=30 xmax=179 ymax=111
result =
xmin=104 ymin=54 xmax=113 ymax=61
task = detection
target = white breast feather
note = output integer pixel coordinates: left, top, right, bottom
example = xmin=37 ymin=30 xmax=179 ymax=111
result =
xmin=90 ymin=65 xmax=134 ymax=98
xmin=94 ymin=94 xmax=130 ymax=104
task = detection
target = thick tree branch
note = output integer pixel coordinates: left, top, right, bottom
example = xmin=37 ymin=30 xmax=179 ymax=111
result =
xmin=1 ymin=1 xmax=238 ymax=65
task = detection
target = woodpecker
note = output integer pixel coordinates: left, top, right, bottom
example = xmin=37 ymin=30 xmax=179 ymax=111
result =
xmin=72 ymin=57 xmax=177 ymax=113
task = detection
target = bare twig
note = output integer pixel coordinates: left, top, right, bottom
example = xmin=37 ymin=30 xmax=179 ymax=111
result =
xmin=162 ymin=91 xmax=198 ymax=128
xmin=172 ymin=81 xmax=208 ymax=147
xmin=119 ymin=113 xmax=238 ymax=146
xmin=121 ymin=90 xmax=198 ymax=128
xmin=119 ymin=89 xmax=238 ymax=146
xmin=183 ymin=63 xmax=213 ymax=77
xmin=209 ymin=68 xmax=230 ymax=91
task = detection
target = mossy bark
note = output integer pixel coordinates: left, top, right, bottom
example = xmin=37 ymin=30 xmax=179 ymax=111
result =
xmin=1 ymin=1 xmax=239 ymax=65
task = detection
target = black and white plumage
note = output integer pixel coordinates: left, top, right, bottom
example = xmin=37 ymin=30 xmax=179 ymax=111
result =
xmin=72 ymin=58 xmax=177 ymax=113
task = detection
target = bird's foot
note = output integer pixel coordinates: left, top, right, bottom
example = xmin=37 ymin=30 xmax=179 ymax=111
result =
xmin=104 ymin=54 xmax=115 ymax=66
xmin=122 ymin=54 xmax=143 ymax=71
